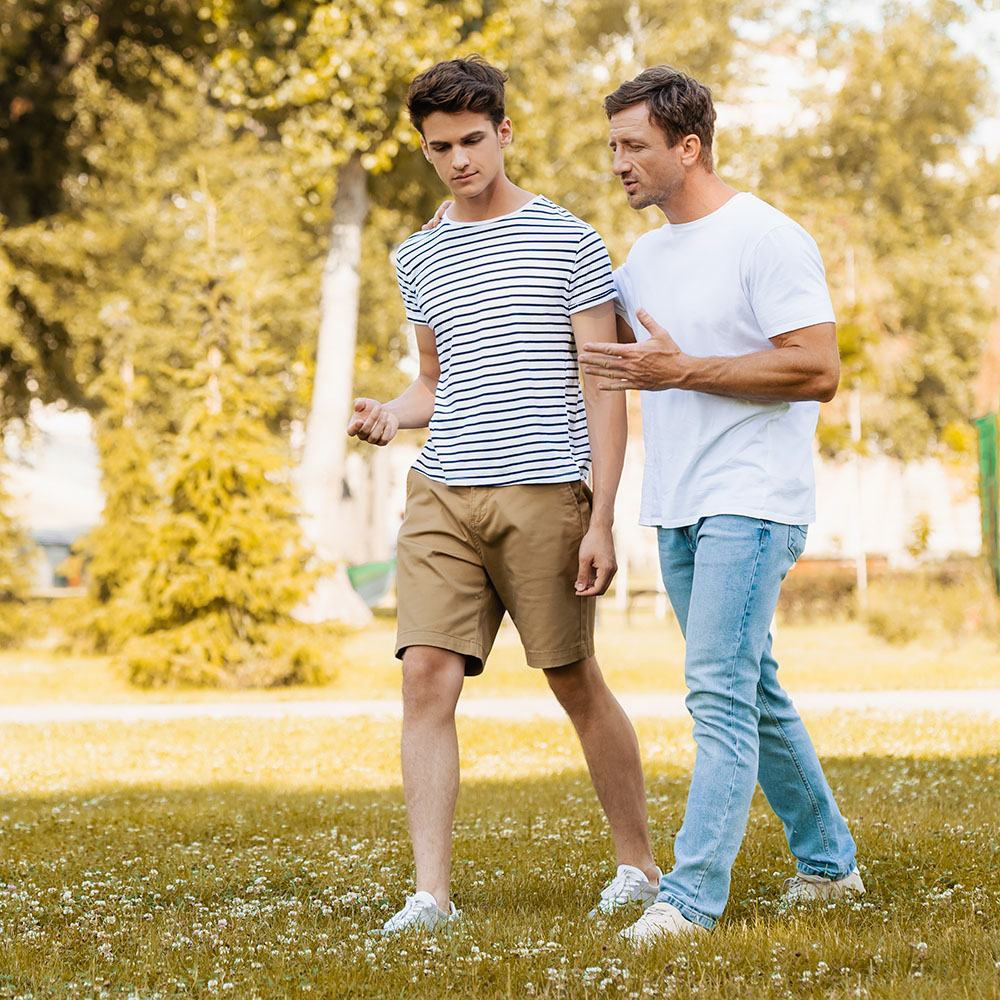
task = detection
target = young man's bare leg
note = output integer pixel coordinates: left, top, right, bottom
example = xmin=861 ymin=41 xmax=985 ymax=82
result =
xmin=544 ymin=656 xmax=658 ymax=884
xmin=401 ymin=645 xmax=467 ymax=911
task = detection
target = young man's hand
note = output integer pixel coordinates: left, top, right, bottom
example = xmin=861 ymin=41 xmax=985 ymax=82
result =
xmin=575 ymin=524 xmax=617 ymax=597
xmin=347 ymin=398 xmax=400 ymax=446
xmin=422 ymin=200 xmax=453 ymax=230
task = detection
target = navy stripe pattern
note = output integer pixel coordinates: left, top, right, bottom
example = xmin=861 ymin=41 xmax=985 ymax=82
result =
xmin=395 ymin=196 xmax=616 ymax=486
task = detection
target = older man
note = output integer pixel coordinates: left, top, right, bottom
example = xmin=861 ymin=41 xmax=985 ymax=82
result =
xmin=580 ymin=66 xmax=862 ymax=943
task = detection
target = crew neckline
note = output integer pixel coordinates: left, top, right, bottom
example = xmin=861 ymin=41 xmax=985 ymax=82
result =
xmin=664 ymin=191 xmax=749 ymax=232
xmin=443 ymin=194 xmax=543 ymax=227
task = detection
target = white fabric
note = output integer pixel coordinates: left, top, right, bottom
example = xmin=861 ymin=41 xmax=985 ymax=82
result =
xmin=613 ymin=193 xmax=836 ymax=528
xmin=395 ymin=195 xmax=616 ymax=486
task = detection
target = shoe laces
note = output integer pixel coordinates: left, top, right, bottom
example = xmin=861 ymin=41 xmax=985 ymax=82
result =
xmin=384 ymin=894 xmax=424 ymax=930
xmin=600 ymin=867 xmax=647 ymax=903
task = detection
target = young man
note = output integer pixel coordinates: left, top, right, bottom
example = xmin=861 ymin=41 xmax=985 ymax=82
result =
xmin=346 ymin=56 xmax=659 ymax=934
xmin=578 ymin=66 xmax=862 ymax=943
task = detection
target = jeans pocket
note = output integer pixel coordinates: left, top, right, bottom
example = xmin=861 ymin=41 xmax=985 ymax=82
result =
xmin=786 ymin=524 xmax=808 ymax=561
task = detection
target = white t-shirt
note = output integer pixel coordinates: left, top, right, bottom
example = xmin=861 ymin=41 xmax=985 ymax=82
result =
xmin=614 ymin=192 xmax=836 ymax=528
xmin=395 ymin=195 xmax=616 ymax=486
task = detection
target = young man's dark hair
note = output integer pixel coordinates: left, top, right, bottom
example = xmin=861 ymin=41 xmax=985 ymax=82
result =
xmin=603 ymin=65 xmax=716 ymax=169
xmin=406 ymin=55 xmax=508 ymax=134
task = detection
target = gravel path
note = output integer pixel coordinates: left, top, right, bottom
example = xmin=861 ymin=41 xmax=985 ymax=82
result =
xmin=3 ymin=688 xmax=999 ymax=724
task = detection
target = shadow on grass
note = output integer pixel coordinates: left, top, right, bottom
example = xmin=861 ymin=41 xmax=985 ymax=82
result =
xmin=3 ymin=753 xmax=998 ymax=905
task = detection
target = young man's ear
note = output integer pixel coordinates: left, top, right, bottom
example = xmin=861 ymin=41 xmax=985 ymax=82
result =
xmin=498 ymin=117 xmax=513 ymax=149
xmin=420 ymin=135 xmax=431 ymax=162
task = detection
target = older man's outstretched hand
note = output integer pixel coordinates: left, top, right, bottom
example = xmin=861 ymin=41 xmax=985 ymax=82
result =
xmin=579 ymin=308 xmax=689 ymax=392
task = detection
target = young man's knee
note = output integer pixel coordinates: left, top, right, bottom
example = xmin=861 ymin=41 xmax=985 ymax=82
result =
xmin=545 ymin=656 xmax=605 ymax=711
xmin=401 ymin=646 xmax=465 ymax=712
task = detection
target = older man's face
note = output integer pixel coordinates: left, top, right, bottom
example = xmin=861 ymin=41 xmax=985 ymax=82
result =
xmin=608 ymin=103 xmax=686 ymax=212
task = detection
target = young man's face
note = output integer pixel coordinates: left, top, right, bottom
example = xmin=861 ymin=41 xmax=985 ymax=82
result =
xmin=608 ymin=102 xmax=686 ymax=212
xmin=420 ymin=110 xmax=512 ymax=199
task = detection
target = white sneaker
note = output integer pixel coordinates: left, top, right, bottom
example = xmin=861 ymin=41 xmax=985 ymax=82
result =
xmin=780 ymin=867 xmax=865 ymax=905
xmin=381 ymin=891 xmax=459 ymax=934
xmin=590 ymin=864 xmax=661 ymax=917
xmin=619 ymin=901 xmax=706 ymax=945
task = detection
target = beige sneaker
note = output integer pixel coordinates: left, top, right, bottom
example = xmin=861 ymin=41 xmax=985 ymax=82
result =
xmin=619 ymin=901 xmax=706 ymax=945
xmin=780 ymin=867 xmax=865 ymax=905
xmin=590 ymin=864 xmax=661 ymax=917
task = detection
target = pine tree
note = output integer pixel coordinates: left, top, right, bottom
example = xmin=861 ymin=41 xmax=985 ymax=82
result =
xmin=121 ymin=170 xmax=321 ymax=688
xmin=81 ymin=351 xmax=160 ymax=649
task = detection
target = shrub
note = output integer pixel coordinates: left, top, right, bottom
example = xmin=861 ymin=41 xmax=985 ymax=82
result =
xmin=120 ymin=615 xmax=345 ymax=689
xmin=777 ymin=566 xmax=858 ymax=622
xmin=862 ymin=560 xmax=999 ymax=645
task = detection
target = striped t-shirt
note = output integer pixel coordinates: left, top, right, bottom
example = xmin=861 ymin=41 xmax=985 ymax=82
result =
xmin=394 ymin=195 xmax=616 ymax=486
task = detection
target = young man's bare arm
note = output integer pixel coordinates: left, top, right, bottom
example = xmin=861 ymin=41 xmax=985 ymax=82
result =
xmin=571 ymin=300 xmax=627 ymax=597
xmin=347 ymin=324 xmax=439 ymax=446
xmin=581 ymin=311 xmax=840 ymax=403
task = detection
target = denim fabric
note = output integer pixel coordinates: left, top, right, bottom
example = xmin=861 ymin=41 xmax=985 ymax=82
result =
xmin=655 ymin=515 xmax=857 ymax=929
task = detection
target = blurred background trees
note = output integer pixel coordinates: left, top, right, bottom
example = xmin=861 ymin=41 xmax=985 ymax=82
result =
xmin=0 ymin=0 xmax=996 ymax=682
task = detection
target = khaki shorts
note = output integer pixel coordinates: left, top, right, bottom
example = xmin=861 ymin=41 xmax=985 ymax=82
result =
xmin=395 ymin=470 xmax=596 ymax=675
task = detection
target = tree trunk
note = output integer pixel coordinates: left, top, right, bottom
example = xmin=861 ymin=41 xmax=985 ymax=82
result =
xmin=295 ymin=154 xmax=372 ymax=626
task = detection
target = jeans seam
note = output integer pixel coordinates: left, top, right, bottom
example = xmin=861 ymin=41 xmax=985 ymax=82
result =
xmin=757 ymin=683 xmax=833 ymax=859
xmin=686 ymin=519 xmax=764 ymax=906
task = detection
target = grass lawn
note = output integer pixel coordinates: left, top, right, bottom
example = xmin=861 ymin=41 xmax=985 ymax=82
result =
xmin=6 ymin=611 xmax=1000 ymax=706
xmin=1 ymin=711 xmax=998 ymax=998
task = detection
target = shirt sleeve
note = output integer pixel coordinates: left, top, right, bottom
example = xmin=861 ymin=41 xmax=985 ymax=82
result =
xmin=567 ymin=227 xmax=617 ymax=314
xmin=746 ymin=223 xmax=836 ymax=339
xmin=613 ymin=265 xmax=634 ymax=324
xmin=395 ymin=255 xmax=427 ymax=326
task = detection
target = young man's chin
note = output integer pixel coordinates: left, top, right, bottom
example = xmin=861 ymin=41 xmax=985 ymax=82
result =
xmin=446 ymin=177 xmax=483 ymax=198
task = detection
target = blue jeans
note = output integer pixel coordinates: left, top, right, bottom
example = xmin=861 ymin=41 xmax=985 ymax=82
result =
xmin=656 ymin=515 xmax=856 ymax=929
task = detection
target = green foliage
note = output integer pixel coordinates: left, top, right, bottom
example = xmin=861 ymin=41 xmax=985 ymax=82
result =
xmin=0 ymin=0 xmax=227 ymax=423
xmin=0 ymin=465 xmax=37 ymax=647
xmin=905 ymin=511 xmax=933 ymax=561
xmin=863 ymin=560 xmax=1000 ymax=645
xmin=121 ymin=615 xmax=331 ymax=688
xmin=98 ymin=175 xmax=321 ymax=687
xmin=3 ymin=47 xmax=321 ymax=435
xmin=777 ymin=565 xmax=859 ymax=622
xmin=750 ymin=0 xmax=999 ymax=458
xmin=81 ymin=371 xmax=159 ymax=649
xmin=500 ymin=0 xmax=760 ymax=263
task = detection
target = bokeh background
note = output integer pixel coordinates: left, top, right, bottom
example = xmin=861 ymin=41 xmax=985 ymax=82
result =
xmin=2 ymin=0 xmax=999 ymax=683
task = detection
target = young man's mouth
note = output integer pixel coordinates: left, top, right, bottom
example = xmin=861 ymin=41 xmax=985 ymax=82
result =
xmin=453 ymin=172 xmax=477 ymax=182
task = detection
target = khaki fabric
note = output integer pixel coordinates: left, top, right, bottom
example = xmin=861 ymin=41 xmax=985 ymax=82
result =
xmin=395 ymin=470 xmax=596 ymax=675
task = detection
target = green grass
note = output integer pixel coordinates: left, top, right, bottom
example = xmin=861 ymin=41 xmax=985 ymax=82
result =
xmin=1 ymin=713 xmax=999 ymax=998
xmin=6 ymin=611 xmax=1000 ymax=706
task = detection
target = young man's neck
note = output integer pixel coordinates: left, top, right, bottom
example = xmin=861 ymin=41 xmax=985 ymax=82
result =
xmin=659 ymin=171 xmax=738 ymax=226
xmin=447 ymin=174 xmax=535 ymax=223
